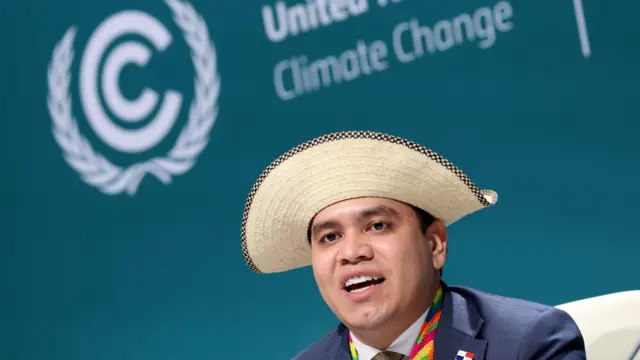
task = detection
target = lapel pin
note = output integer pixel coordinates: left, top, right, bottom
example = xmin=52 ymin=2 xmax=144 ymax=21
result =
xmin=456 ymin=350 xmax=475 ymax=360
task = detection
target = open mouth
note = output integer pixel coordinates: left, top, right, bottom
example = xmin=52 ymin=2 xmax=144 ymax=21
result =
xmin=344 ymin=275 xmax=386 ymax=293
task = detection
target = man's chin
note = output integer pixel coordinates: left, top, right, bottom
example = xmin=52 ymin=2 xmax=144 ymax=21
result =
xmin=338 ymin=307 xmax=391 ymax=331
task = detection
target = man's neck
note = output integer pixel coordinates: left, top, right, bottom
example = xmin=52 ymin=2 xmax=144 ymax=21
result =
xmin=349 ymin=279 xmax=440 ymax=349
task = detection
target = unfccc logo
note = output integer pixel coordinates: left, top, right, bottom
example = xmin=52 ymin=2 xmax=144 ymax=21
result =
xmin=46 ymin=0 xmax=220 ymax=196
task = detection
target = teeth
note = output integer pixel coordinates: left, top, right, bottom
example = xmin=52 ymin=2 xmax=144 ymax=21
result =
xmin=345 ymin=275 xmax=383 ymax=288
xmin=350 ymin=286 xmax=371 ymax=293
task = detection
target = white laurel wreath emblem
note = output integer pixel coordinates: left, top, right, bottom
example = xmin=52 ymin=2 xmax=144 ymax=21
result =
xmin=46 ymin=0 xmax=220 ymax=196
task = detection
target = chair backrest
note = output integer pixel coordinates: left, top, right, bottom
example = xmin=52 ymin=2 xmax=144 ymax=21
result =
xmin=556 ymin=290 xmax=640 ymax=360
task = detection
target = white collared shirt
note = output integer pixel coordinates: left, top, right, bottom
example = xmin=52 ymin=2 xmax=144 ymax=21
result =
xmin=349 ymin=306 xmax=431 ymax=360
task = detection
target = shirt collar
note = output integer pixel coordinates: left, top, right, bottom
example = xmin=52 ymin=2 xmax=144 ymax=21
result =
xmin=350 ymin=306 xmax=431 ymax=360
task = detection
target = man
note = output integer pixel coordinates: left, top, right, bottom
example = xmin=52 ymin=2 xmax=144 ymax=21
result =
xmin=240 ymin=130 xmax=586 ymax=360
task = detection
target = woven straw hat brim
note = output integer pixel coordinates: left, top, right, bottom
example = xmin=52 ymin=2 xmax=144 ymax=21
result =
xmin=241 ymin=131 xmax=498 ymax=274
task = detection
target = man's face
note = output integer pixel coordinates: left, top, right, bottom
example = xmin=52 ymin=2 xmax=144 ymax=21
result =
xmin=309 ymin=197 xmax=447 ymax=334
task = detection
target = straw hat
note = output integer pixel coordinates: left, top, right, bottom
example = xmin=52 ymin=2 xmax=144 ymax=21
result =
xmin=240 ymin=131 xmax=498 ymax=274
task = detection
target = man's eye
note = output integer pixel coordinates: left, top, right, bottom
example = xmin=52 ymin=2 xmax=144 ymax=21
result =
xmin=320 ymin=233 xmax=339 ymax=243
xmin=370 ymin=222 xmax=389 ymax=231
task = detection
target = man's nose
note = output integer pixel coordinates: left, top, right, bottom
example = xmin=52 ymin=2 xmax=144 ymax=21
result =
xmin=339 ymin=232 xmax=374 ymax=265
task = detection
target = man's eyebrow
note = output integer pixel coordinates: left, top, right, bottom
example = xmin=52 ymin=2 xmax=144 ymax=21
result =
xmin=309 ymin=205 xmax=400 ymax=238
xmin=357 ymin=205 xmax=400 ymax=220
xmin=309 ymin=220 xmax=339 ymax=238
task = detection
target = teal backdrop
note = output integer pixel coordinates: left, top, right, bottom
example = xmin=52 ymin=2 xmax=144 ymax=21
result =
xmin=3 ymin=0 xmax=639 ymax=359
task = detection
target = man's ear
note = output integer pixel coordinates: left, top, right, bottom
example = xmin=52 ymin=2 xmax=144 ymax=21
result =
xmin=427 ymin=219 xmax=447 ymax=271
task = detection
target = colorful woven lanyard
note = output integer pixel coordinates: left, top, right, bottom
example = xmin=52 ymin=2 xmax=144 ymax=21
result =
xmin=348 ymin=286 xmax=444 ymax=360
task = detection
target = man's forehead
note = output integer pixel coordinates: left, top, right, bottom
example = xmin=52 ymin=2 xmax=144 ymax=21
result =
xmin=310 ymin=197 xmax=409 ymax=223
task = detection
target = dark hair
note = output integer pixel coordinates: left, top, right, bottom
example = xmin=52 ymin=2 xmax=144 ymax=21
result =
xmin=410 ymin=206 xmax=443 ymax=277
xmin=411 ymin=205 xmax=435 ymax=233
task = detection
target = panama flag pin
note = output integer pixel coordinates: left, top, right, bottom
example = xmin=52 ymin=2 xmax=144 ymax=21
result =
xmin=456 ymin=350 xmax=475 ymax=360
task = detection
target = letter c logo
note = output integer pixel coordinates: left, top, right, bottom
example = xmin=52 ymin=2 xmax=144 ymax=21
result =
xmin=79 ymin=11 xmax=182 ymax=153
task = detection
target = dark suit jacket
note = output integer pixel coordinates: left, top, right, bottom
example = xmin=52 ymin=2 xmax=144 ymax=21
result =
xmin=292 ymin=283 xmax=586 ymax=360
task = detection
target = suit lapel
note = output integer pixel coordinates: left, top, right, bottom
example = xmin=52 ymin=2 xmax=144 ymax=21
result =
xmin=434 ymin=284 xmax=487 ymax=360
xmin=329 ymin=324 xmax=352 ymax=360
